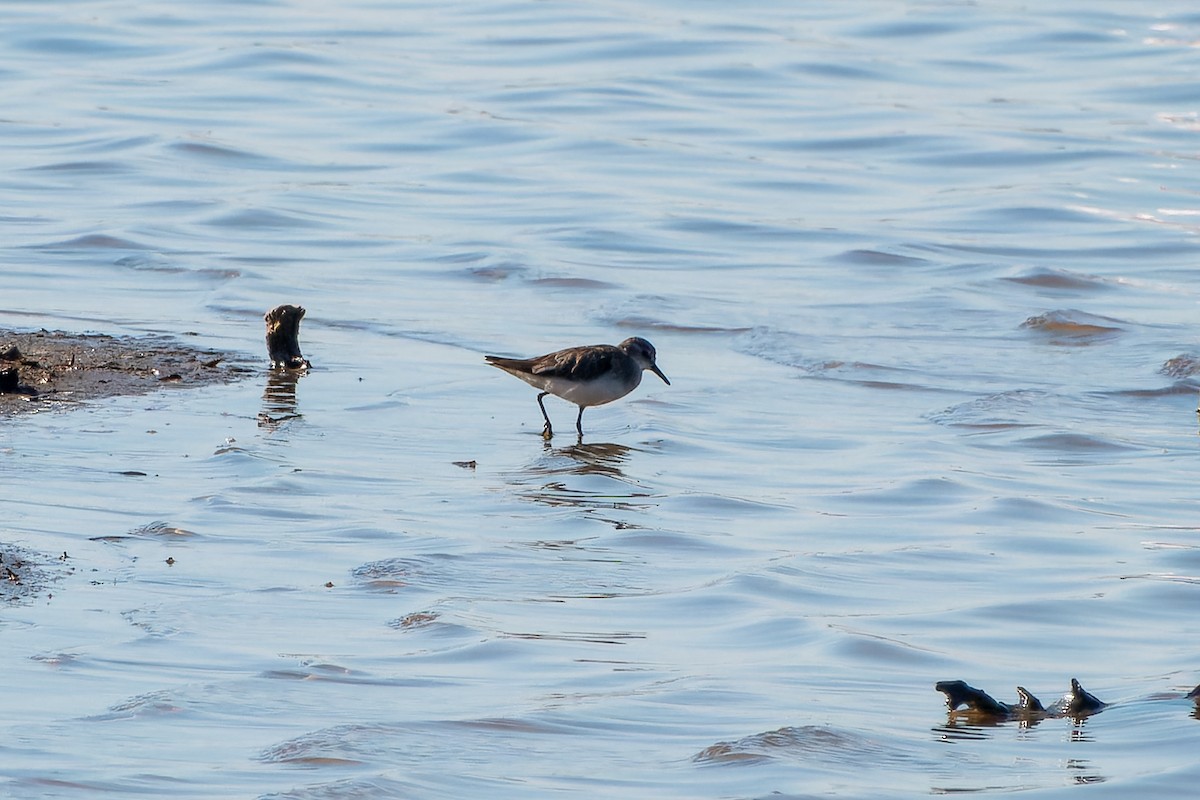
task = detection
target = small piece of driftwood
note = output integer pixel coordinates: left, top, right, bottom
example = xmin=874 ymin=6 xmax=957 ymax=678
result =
xmin=264 ymin=304 xmax=311 ymax=370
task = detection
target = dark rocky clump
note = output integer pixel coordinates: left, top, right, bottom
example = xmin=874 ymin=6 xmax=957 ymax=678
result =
xmin=937 ymin=678 xmax=1107 ymax=722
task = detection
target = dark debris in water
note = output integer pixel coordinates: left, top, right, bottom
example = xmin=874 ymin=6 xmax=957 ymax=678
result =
xmin=0 ymin=328 xmax=255 ymax=416
xmin=1 ymin=544 xmax=70 ymax=603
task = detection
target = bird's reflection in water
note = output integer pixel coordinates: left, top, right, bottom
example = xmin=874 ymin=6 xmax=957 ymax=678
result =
xmin=258 ymin=369 xmax=305 ymax=429
xmin=512 ymin=440 xmax=655 ymax=510
xmin=543 ymin=440 xmax=632 ymax=478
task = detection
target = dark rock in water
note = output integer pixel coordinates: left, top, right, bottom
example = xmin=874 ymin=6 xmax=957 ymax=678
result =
xmin=264 ymin=304 xmax=311 ymax=370
xmin=1058 ymin=678 xmax=1107 ymax=716
xmin=936 ymin=678 xmax=1106 ymax=722
xmin=936 ymin=680 xmax=1013 ymax=718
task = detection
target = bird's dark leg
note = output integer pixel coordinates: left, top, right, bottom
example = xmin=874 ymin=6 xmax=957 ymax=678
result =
xmin=575 ymin=406 xmax=585 ymax=437
xmin=537 ymin=392 xmax=553 ymax=439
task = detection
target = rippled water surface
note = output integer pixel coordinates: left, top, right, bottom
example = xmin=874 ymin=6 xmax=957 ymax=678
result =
xmin=4 ymin=1 xmax=1200 ymax=797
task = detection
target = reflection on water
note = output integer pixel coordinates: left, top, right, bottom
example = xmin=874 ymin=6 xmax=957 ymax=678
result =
xmin=934 ymin=715 xmax=1095 ymax=739
xmin=933 ymin=721 xmax=1107 ymax=790
xmin=505 ymin=441 xmax=654 ymax=510
xmin=539 ymin=441 xmax=635 ymax=479
xmin=933 ymin=721 xmax=991 ymax=741
xmin=1067 ymin=759 xmax=1106 ymax=785
xmin=258 ymin=369 xmax=304 ymax=428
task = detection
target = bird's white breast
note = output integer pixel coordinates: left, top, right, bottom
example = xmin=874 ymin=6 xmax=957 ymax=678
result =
xmin=545 ymin=371 xmax=642 ymax=407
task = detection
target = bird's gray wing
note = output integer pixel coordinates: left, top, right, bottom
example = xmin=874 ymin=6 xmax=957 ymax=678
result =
xmin=530 ymin=346 xmax=616 ymax=381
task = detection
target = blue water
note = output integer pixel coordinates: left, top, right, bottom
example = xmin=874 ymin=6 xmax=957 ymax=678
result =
xmin=3 ymin=2 xmax=1200 ymax=797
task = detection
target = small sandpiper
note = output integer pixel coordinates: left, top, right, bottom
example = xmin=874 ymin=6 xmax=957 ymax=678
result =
xmin=486 ymin=337 xmax=670 ymax=438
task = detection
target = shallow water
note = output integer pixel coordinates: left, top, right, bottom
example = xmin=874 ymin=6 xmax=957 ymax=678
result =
xmin=3 ymin=1 xmax=1200 ymax=797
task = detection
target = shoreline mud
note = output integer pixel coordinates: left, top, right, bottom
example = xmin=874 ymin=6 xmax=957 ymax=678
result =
xmin=0 ymin=328 xmax=255 ymax=416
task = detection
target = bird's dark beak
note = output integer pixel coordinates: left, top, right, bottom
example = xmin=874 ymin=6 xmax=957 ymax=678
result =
xmin=650 ymin=364 xmax=670 ymax=386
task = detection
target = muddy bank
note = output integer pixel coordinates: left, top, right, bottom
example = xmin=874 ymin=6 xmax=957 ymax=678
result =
xmin=0 ymin=328 xmax=255 ymax=416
